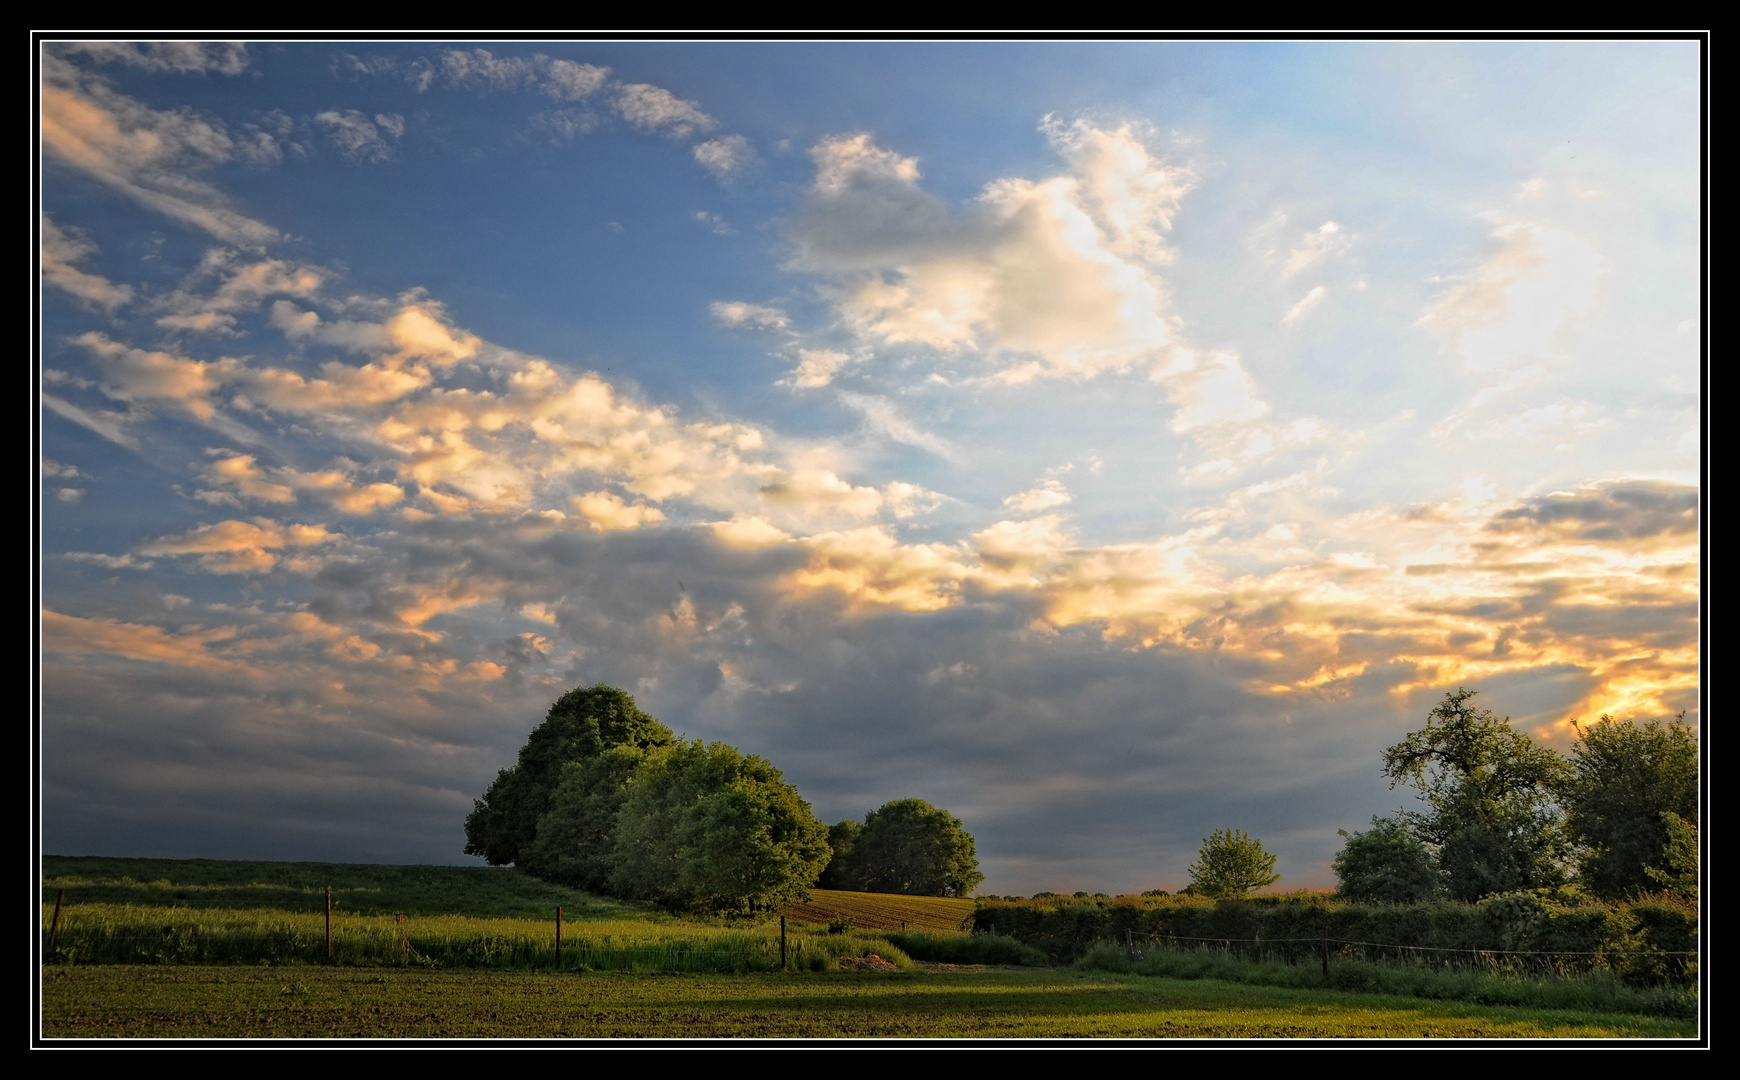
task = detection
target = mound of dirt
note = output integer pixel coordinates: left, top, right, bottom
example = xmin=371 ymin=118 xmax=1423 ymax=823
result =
xmin=836 ymin=955 xmax=901 ymax=972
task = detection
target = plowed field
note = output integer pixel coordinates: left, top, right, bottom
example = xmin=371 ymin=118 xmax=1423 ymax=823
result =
xmin=783 ymin=890 xmax=973 ymax=933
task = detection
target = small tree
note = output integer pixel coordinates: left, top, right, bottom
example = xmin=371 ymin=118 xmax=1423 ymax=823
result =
xmin=1187 ymin=828 xmax=1280 ymax=898
xmin=1332 ymin=816 xmax=1440 ymax=903
xmin=832 ymin=799 xmax=984 ymax=898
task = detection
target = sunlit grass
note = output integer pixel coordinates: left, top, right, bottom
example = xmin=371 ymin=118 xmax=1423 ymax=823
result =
xmin=42 ymin=902 xmax=912 ymax=974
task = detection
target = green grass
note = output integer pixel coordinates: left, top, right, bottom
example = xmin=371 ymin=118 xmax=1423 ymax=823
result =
xmin=41 ymin=903 xmax=913 ymax=974
xmin=1075 ymin=942 xmax=1696 ymax=1020
xmin=38 ymin=966 xmax=1699 ymax=1039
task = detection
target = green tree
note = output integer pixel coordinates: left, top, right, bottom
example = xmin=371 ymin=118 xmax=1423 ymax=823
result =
xmin=816 ymin=819 xmax=864 ymax=890
xmin=463 ymin=686 xmax=673 ymax=868
xmin=516 ymin=744 xmax=653 ymax=891
xmin=1332 ymin=816 xmax=1441 ymax=903
xmin=839 ymin=799 xmax=984 ymax=898
xmin=1644 ymin=811 xmax=1698 ymax=901
xmin=608 ymin=740 xmax=831 ymax=912
xmin=1186 ymin=828 xmax=1280 ymax=898
xmin=1382 ymin=688 xmax=1569 ymax=901
xmin=1562 ymin=713 xmax=1698 ymax=898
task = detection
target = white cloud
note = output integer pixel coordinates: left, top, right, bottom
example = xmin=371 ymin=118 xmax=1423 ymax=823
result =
xmin=314 ymin=109 xmax=404 ymax=163
xmin=694 ymin=210 xmax=734 ymax=235
xmin=1004 ymin=479 xmax=1072 ymax=514
xmin=1282 ymin=221 xmax=1348 ymax=277
xmin=710 ymin=301 xmax=790 ymax=331
xmin=835 ymin=392 xmax=958 ymax=459
xmin=1282 ymin=285 xmax=1326 ymax=325
xmin=615 ymin=83 xmax=715 ymax=139
xmin=540 ymin=59 xmax=610 ymax=101
xmin=783 ymin=349 xmax=851 ymax=388
xmin=1419 ymin=218 xmax=1605 ymax=375
xmin=694 ymin=134 xmax=755 ymax=180
xmin=788 ymin=123 xmax=1189 ymax=380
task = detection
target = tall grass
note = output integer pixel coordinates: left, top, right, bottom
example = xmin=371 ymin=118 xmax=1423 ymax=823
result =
xmin=41 ymin=903 xmax=912 ymax=974
xmin=881 ymin=930 xmax=1049 ymax=967
xmin=1076 ymin=941 xmax=1696 ymax=1019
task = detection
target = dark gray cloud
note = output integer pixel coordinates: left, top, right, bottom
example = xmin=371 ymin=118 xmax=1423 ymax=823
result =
xmin=1488 ymin=479 xmax=1699 ymax=542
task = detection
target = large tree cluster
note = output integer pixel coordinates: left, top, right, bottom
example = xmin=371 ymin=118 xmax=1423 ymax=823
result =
xmin=1333 ymin=688 xmax=1698 ymax=903
xmin=465 ymin=686 xmax=829 ymax=912
xmin=465 ymin=686 xmax=985 ymax=911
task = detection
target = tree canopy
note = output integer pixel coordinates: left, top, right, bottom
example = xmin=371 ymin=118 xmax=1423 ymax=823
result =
xmin=463 ymin=685 xmax=673 ymax=869
xmin=1382 ymin=688 xmax=1568 ymax=901
xmin=822 ymin=799 xmax=983 ymax=897
xmin=1186 ymin=828 xmax=1280 ymax=898
xmin=608 ymin=740 xmax=831 ymax=912
xmin=1562 ymin=713 xmax=1698 ymax=899
xmin=1332 ymin=816 xmax=1441 ymax=903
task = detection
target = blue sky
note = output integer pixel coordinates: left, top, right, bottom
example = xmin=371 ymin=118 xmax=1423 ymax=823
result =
xmin=38 ymin=40 xmax=1701 ymax=893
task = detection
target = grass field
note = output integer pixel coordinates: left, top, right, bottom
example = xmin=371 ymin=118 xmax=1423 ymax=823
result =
xmin=38 ymin=857 xmax=1701 ymax=1041
xmin=782 ymin=889 xmax=975 ymax=933
xmin=39 ymin=966 xmax=1697 ymax=1039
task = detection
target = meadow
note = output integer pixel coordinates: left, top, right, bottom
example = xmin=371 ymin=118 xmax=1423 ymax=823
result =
xmin=38 ymin=857 xmax=1700 ymax=1041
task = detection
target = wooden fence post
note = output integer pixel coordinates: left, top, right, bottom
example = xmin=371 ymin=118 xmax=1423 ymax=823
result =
xmin=780 ymin=915 xmax=787 ymax=971
xmin=325 ymin=887 xmax=332 ymax=962
xmin=48 ymin=889 xmax=65 ymax=957
xmin=1321 ymin=929 xmax=1329 ymax=981
xmin=556 ymin=906 xmax=563 ymax=969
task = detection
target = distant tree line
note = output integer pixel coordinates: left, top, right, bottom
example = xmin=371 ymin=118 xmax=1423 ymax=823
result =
xmin=1334 ymin=688 xmax=1698 ymax=904
xmin=464 ymin=686 xmax=982 ymax=912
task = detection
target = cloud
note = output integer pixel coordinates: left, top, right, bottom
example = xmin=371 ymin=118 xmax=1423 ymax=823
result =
xmin=40 ymin=392 xmax=140 ymax=449
xmin=41 ymin=609 xmax=254 ymax=673
xmin=157 ymin=250 xmax=325 ymax=333
xmin=1004 ymin=479 xmax=1072 ymax=514
xmin=694 ymin=210 xmax=733 ymax=235
xmin=138 ymin=518 xmax=337 ymax=574
xmin=49 ymin=42 xmax=250 ymax=76
xmin=314 ymin=109 xmax=405 ymax=163
xmin=74 ymin=332 xmax=236 ymax=419
xmin=39 ymin=65 xmax=279 ymax=244
xmin=1419 ymin=218 xmax=1604 ymax=375
xmin=615 ymin=83 xmax=715 ymax=139
xmin=783 ymin=348 xmax=851 ymax=388
xmin=571 ymin=491 xmax=667 ymax=531
xmin=1461 ymin=401 xmax=1607 ymax=450
xmin=694 ymin=134 xmax=755 ymax=180
xmin=1282 ymin=285 xmax=1326 ymax=325
xmin=834 ymin=392 xmax=958 ymax=459
xmin=1486 ymin=480 xmax=1699 ymax=543
xmin=541 ymin=59 xmax=611 ymax=101
xmin=195 ymin=452 xmax=405 ymax=515
xmin=789 ymin=125 xmax=1185 ymax=380
xmin=40 ymin=214 xmax=133 ymax=312
xmin=1282 ymin=221 xmax=1349 ymax=277
xmin=710 ymin=301 xmax=790 ymax=331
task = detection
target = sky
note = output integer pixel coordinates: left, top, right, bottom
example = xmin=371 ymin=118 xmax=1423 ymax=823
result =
xmin=37 ymin=39 xmax=1703 ymax=895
